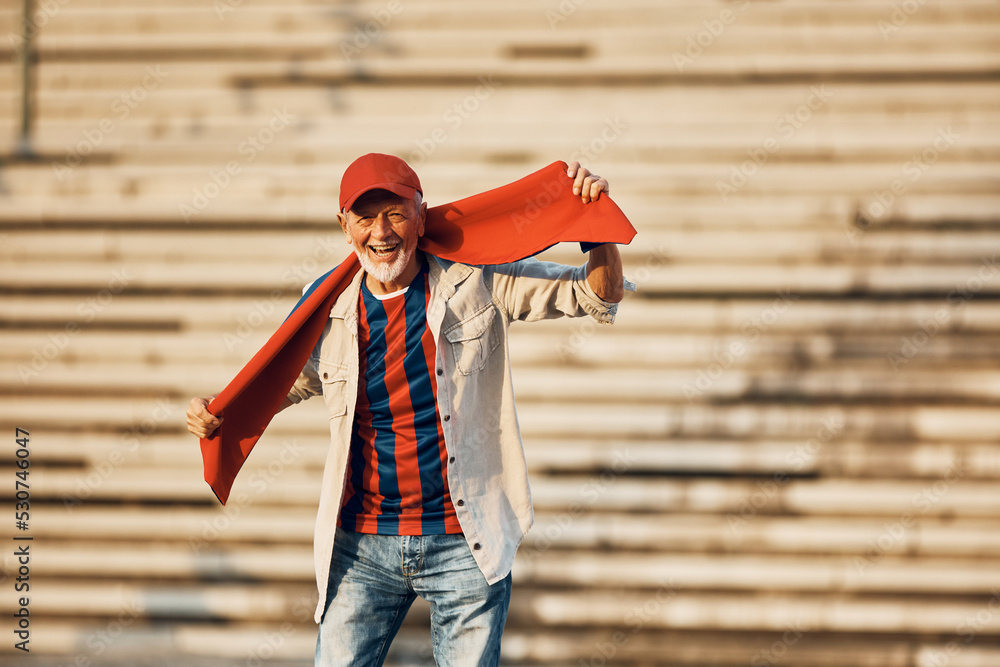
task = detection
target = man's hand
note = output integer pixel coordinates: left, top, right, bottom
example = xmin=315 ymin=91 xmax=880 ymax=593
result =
xmin=567 ymin=161 xmax=609 ymax=204
xmin=186 ymin=396 xmax=221 ymax=439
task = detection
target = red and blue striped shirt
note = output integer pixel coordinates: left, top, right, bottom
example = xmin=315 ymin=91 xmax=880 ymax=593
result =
xmin=338 ymin=260 xmax=462 ymax=535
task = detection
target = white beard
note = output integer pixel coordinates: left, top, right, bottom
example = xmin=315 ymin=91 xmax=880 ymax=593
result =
xmin=355 ymin=243 xmax=414 ymax=285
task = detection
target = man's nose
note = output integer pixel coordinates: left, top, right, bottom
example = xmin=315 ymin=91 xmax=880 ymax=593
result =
xmin=371 ymin=214 xmax=393 ymax=236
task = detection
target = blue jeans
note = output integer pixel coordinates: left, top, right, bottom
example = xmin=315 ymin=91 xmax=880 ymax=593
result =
xmin=315 ymin=527 xmax=512 ymax=666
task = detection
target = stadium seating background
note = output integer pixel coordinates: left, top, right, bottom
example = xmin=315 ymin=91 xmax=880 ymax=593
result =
xmin=2 ymin=1 xmax=1000 ymax=665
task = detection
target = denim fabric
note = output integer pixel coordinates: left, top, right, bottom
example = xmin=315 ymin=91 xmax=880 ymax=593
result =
xmin=315 ymin=527 xmax=512 ymax=666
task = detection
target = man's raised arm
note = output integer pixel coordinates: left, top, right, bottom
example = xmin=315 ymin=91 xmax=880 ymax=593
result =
xmin=566 ymin=160 xmax=625 ymax=303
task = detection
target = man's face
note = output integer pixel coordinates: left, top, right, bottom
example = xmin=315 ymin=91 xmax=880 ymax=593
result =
xmin=338 ymin=189 xmax=426 ymax=286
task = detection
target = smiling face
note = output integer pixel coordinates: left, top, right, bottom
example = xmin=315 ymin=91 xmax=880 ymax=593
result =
xmin=338 ymin=189 xmax=427 ymax=293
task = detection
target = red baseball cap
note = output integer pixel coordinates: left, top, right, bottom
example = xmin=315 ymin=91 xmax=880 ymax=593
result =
xmin=339 ymin=153 xmax=423 ymax=212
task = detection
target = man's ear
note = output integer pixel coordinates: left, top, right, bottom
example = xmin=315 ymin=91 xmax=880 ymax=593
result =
xmin=336 ymin=211 xmax=352 ymax=243
xmin=416 ymin=200 xmax=427 ymax=237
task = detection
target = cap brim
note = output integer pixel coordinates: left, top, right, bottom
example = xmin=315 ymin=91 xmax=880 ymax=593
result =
xmin=342 ymin=183 xmax=420 ymax=213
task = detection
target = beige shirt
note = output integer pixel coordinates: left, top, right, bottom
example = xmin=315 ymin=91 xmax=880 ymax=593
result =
xmin=286 ymin=252 xmax=620 ymax=623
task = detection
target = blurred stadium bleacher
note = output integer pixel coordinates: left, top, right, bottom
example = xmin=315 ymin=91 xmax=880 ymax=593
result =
xmin=2 ymin=0 xmax=1000 ymax=665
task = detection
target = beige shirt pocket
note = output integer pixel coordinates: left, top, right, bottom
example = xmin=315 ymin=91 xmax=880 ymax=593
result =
xmin=443 ymin=304 xmax=500 ymax=376
xmin=316 ymin=358 xmax=350 ymax=418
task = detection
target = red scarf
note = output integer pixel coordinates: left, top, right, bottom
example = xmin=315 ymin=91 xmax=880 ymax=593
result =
xmin=200 ymin=161 xmax=637 ymax=504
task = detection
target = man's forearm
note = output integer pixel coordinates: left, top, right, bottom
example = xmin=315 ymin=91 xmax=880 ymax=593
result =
xmin=586 ymin=244 xmax=625 ymax=303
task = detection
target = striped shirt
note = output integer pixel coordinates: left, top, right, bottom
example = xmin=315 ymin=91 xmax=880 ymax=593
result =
xmin=338 ymin=260 xmax=462 ymax=535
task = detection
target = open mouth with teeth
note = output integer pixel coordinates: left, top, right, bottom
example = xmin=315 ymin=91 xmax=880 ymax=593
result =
xmin=368 ymin=242 xmax=399 ymax=259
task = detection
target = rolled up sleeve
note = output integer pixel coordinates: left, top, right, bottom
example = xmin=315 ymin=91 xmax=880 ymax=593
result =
xmin=492 ymin=257 xmax=621 ymax=325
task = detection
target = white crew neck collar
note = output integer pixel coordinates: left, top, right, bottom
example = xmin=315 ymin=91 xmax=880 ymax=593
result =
xmin=369 ymin=285 xmax=409 ymax=301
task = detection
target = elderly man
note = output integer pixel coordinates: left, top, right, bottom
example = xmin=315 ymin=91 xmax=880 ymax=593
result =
xmin=187 ymin=153 xmax=628 ymax=665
